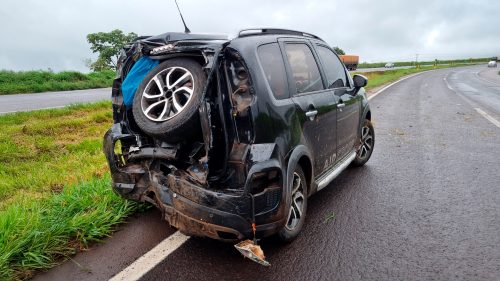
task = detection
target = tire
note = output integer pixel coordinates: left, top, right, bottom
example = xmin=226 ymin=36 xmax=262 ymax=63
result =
xmin=277 ymin=166 xmax=308 ymax=243
xmin=132 ymin=58 xmax=206 ymax=142
xmin=352 ymin=119 xmax=375 ymax=167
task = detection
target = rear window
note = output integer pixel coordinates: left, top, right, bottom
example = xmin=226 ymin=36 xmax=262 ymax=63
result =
xmin=284 ymin=43 xmax=324 ymax=94
xmin=258 ymin=43 xmax=288 ymax=99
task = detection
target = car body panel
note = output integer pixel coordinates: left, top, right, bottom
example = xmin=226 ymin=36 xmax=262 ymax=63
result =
xmin=103 ymin=29 xmax=371 ymax=241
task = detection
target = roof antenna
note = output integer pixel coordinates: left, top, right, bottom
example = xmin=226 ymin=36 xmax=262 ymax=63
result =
xmin=175 ymin=0 xmax=191 ymax=34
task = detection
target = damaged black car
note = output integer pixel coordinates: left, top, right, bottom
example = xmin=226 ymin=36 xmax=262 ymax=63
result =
xmin=103 ymin=28 xmax=374 ymax=244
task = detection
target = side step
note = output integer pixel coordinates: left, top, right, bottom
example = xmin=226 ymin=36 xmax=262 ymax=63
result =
xmin=316 ymin=151 xmax=356 ymax=191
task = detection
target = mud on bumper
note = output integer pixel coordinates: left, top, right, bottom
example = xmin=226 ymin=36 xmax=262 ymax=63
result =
xmin=103 ymin=125 xmax=285 ymax=241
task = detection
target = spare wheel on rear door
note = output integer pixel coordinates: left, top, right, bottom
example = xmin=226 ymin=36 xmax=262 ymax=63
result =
xmin=132 ymin=58 xmax=206 ymax=142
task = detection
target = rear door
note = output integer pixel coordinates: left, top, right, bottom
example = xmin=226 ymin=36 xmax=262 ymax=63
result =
xmin=315 ymin=44 xmax=361 ymax=160
xmin=279 ymin=39 xmax=339 ymax=176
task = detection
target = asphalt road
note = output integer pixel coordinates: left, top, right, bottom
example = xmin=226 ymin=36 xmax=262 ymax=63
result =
xmin=33 ymin=66 xmax=500 ymax=281
xmin=0 ymin=88 xmax=110 ymax=114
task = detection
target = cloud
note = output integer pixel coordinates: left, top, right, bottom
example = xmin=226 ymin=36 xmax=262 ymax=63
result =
xmin=0 ymin=0 xmax=499 ymax=71
xmin=425 ymin=29 xmax=440 ymax=48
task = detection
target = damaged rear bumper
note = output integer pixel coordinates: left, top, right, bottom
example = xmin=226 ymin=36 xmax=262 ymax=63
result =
xmin=104 ymin=124 xmax=285 ymax=241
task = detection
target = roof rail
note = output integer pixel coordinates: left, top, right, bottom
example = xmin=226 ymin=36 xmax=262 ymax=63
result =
xmin=237 ymin=28 xmax=323 ymax=41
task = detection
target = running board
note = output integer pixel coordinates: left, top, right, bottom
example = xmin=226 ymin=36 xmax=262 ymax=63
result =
xmin=316 ymin=151 xmax=356 ymax=191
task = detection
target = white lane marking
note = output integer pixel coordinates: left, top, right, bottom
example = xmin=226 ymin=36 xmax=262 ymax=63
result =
xmin=368 ymin=71 xmax=427 ymax=101
xmin=474 ymin=70 xmax=500 ymax=86
xmin=109 ymin=231 xmax=190 ymax=281
xmin=443 ymin=77 xmax=455 ymax=91
xmin=0 ymin=105 xmax=67 ymax=114
xmin=475 ymin=108 xmax=500 ymax=128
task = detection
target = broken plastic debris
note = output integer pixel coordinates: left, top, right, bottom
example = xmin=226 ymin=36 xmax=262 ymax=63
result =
xmin=234 ymin=239 xmax=270 ymax=266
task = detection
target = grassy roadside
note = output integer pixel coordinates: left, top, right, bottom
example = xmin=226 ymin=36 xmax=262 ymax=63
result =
xmin=0 ymin=70 xmax=114 ymax=95
xmin=0 ymin=102 xmax=142 ymax=280
xmin=355 ymin=64 xmax=473 ymax=91
xmin=357 ymin=57 xmax=490 ymax=68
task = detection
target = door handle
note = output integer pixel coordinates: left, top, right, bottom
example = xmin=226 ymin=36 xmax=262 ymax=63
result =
xmin=305 ymin=110 xmax=318 ymax=121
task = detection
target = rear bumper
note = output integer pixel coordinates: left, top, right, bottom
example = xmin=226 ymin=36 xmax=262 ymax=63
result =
xmin=103 ymin=125 xmax=285 ymax=241
xmin=155 ymin=177 xmax=285 ymax=240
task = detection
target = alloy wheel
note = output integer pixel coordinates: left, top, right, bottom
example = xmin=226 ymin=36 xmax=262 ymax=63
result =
xmin=357 ymin=125 xmax=373 ymax=159
xmin=285 ymin=172 xmax=305 ymax=231
xmin=140 ymin=67 xmax=194 ymax=122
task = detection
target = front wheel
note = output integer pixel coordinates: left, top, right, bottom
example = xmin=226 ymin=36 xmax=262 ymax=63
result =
xmin=352 ymin=119 xmax=375 ymax=167
xmin=277 ymin=166 xmax=308 ymax=243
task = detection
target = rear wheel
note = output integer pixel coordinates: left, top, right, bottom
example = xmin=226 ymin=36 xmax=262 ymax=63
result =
xmin=277 ymin=166 xmax=307 ymax=242
xmin=352 ymin=119 xmax=375 ymax=167
xmin=132 ymin=58 xmax=206 ymax=142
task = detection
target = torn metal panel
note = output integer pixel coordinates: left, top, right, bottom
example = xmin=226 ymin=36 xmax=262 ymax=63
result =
xmin=234 ymin=240 xmax=270 ymax=266
xmin=250 ymin=143 xmax=276 ymax=163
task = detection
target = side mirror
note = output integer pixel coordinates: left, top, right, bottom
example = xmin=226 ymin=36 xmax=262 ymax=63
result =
xmin=353 ymin=74 xmax=368 ymax=88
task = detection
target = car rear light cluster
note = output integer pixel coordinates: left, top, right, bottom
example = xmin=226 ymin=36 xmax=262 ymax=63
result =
xmin=248 ymin=169 xmax=282 ymax=214
xmin=248 ymin=169 xmax=281 ymax=195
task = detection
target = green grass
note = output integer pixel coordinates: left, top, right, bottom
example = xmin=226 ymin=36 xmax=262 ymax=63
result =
xmin=0 ymin=70 xmax=114 ymax=95
xmin=0 ymin=175 xmax=140 ymax=280
xmin=0 ymin=102 xmax=115 ymax=210
xmin=354 ymin=64 xmax=471 ymax=91
xmin=0 ymin=102 xmax=144 ymax=280
xmin=357 ymin=57 xmax=491 ymax=69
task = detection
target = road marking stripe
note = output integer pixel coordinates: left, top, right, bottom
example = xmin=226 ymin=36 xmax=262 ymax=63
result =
xmin=443 ymin=77 xmax=455 ymax=91
xmin=368 ymin=72 xmax=426 ymax=101
xmin=109 ymin=231 xmax=190 ymax=281
xmin=475 ymin=108 xmax=500 ymax=128
xmin=474 ymin=71 xmax=500 ymax=86
xmin=0 ymin=105 xmax=67 ymax=114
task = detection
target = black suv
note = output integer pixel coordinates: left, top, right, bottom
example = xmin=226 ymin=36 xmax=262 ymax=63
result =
xmin=104 ymin=28 xmax=374 ymax=242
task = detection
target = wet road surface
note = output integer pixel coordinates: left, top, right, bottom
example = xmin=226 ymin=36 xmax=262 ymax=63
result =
xmin=33 ymin=66 xmax=500 ymax=280
xmin=140 ymin=66 xmax=500 ymax=281
xmin=0 ymin=88 xmax=110 ymax=114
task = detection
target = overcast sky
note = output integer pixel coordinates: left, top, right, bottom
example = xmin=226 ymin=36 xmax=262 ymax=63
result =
xmin=1 ymin=0 xmax=499 ymax=72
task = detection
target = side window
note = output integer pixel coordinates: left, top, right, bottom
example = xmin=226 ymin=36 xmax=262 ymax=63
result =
xmin=258 ymin=43 xmax=288 ymax=99
xmin=316 ymin=46 xmax=347 ymax=88
xmin=284 ymin=43 xmax=324 ymax=94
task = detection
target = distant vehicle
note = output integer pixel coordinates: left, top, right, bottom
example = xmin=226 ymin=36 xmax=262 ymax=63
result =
xmin=385 ymin=62 xmax=395 ymax=68
xmin=488 ymin=61 xmax=497 ymax=67
xmin=339 ymin=55 xmax=359 ymax=70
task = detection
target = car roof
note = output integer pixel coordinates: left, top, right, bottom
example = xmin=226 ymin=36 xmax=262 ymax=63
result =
xmin=237 ymin=28 xmax=324 ymax=42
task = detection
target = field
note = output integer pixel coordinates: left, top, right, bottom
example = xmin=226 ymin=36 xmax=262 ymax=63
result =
xmin=0 ymin=70 xmax=114 ymax=95
xmin=356 ymin=63 xmax=477 ymax=91
xmin=0 ymin=58 xmax=490 ymax=95
xmin=357 ymin=57 xmax=491 ymax=69
xmin=358 ymin=68 xmax=425 ymax=90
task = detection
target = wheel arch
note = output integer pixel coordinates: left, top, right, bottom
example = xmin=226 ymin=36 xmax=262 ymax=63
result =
xmin=286 ymin=145 xmax=315 ymax=198
xmin=365 ymin=109 xmax=371 ymax=121
xmin=358 ymin=103 xmax=372 ymax=136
